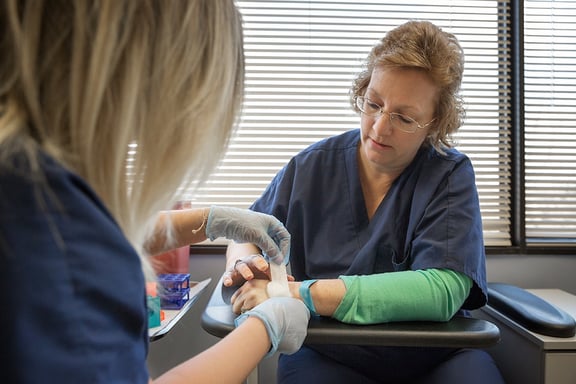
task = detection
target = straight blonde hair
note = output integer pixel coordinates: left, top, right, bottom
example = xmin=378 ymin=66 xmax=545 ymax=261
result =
xmin=0 ymin=0 xmax=244 ymax=276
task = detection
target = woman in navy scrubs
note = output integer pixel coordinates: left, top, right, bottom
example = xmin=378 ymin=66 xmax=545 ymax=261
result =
xmin=0 ymin=1 xmax=309 ymax=383
xmin=226 ymin=21 xmax=505 ymax=384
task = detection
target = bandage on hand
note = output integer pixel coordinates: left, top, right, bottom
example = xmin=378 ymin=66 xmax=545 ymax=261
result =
xmin=267 ymin=263 xmax=291 ymax=297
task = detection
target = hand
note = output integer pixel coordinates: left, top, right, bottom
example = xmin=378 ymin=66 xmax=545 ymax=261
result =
xmin=234 ymin=297 xmax=310 ymax=357
xmin=231 ymin=279 xmax=270 ymax=314
xmin=223 ymin=254 xmax=270 ymax=287
xmin=223 ymin=254 xmax=296 ymax=287
xmin=206 ymin=206 xmax=290 ymax=265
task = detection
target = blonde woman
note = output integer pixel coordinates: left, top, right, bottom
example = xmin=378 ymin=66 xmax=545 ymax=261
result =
xmin=0 ymin=1 xmax=308 ymax=383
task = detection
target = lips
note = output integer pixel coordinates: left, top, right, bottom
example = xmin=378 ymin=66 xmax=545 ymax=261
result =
xmin=369 ymin=137 xmax=391 ymax=149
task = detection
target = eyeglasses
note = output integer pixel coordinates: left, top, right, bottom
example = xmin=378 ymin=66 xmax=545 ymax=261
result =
xmin=355 ymin=96 xmax=436 ymax=134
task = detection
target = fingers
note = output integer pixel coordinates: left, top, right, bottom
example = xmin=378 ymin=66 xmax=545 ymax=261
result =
xmin=223 ymin=254 xmax=270 ymax=287
xmin=231 ymin=279 xmax=270 ymax=314
xmin=231 ymin=291 xmax=246 ymax=314
xmin=247 ymin=214 xmax=289 ymax=264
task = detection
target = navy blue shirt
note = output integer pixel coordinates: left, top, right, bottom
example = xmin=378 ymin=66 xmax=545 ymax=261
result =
xmin=254 ymin=129 xmax=489 ymax=382
xmin=0 ymin=152 xmax=149 ymax=383
xmin=252 ymin=129 xmax=487 ymax=310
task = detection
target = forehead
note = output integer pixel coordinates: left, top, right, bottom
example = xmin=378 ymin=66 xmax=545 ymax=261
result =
xmin=366 ymin=67 xmax=438 ymax=115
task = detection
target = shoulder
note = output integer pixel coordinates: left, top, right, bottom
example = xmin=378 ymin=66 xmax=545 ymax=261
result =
xmin=424 ymin=145 xmax=471 ymax=165
xmin=0 ymin=151 xmax=111 ymax=217
xmin=303 ymin=129 xmax=359 ymax=152
xmin=291 ymin=129 xmax=359 ymax=164
xmin=0 ymin=152 xmax=148 ymax=382
xmin=1 ymin=153 xmax=128 ymax=269
xmin=254 ymin=130 xmax=359 ymax=210
xmin=416 ymin=146 xmax=475 ymax=179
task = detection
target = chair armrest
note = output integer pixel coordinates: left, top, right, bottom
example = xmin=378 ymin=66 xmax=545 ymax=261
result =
xmin=487 ymin=282 xmax=576 ymax=338
xmin=201 ymin=278 xmax=500 ymax=348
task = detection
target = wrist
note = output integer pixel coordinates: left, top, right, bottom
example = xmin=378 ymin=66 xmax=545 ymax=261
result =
xmin=289 ymin=281 xmax=300 ymax=299
xmin=299 ymin=279 xmax=319 ymax=317
xmin=191 ymin=207 xmax=209 ymax=236
xmin=234 ymin=311 xmax=276 ymax=358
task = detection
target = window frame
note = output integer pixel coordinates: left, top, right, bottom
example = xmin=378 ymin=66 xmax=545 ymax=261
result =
xmin=189 ymin=0 xmax=576 ymax=256
xmin=493 ymin=0 xmax=576 ymax=256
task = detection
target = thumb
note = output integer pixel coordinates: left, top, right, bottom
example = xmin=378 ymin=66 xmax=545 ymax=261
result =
xmin=261 ymin=244 xmax=284 ymax=265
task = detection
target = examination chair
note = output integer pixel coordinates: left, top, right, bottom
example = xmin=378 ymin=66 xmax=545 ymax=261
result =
xmin=475 ymin=283 xmax=576 ymax=384
xmin=201 ymin=277 xmax=501 ymax=384
xmin=202 ymin=279 xmax=576 ymax=384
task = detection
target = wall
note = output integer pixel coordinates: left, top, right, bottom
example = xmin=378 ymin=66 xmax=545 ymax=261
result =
xmin=147 ymin=251 xmax=576 ymax=383
xmin=485 ymin=254 xmax=576 ymax=295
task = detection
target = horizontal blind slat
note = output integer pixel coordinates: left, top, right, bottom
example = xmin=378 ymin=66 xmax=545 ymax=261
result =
xmin=187 ymin=1 xmax=512 ymax=246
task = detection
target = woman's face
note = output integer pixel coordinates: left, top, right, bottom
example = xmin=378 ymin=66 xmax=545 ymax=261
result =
xmin=359 ymin=67 xmax=438 ymax=175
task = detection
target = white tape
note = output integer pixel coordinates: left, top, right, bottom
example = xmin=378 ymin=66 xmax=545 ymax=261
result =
xmin=267 ymin=263 xmax=291 ymax=297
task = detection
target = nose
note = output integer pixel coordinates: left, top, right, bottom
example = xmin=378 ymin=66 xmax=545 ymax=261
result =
xmin=371 ymin=111 xmax=393 ymax=136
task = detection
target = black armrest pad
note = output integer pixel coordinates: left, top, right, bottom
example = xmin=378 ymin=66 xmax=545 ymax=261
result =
xmin=202 ymin=278 xmax=501 ymax=348
xmin=487 ymin=283 xmax=576 ymax=338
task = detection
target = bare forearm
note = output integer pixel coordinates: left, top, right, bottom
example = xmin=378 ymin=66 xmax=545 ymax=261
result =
xmin=145 ymin=208 xmax=209 ymax=255
xmin=289 ymin=279 xmax=346 ymax=317
xmin=153 ymin=317 xmax=269 ymax=384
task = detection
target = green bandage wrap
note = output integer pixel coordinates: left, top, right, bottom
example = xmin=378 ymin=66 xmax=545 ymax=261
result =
xmin=333 ymin=269 xmax=472 ymax=324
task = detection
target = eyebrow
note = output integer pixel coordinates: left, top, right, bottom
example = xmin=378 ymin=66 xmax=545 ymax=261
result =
xmin=365 ymin=89 xmax=422 ymax=116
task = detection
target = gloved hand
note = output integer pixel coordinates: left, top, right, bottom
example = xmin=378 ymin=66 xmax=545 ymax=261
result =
xmin=206 ymin=206 xmax=290 ymax=265
xmin=234 ymin=297 xmax=310 ymax=358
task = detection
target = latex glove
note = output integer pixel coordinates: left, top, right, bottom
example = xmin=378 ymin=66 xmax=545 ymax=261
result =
xmin=206 ymin=206 xmax=290 ymax=265
xmin=235 ymin=297 xmax=310 ymax=358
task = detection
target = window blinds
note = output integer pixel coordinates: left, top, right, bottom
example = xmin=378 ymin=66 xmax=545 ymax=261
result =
xmin=187 ymin=0 xmax=513 ymax=246
xmin=524 ymin=0 xmax=576 ymax=243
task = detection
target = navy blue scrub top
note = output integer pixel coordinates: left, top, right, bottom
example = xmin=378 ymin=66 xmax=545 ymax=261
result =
xmin=252 ymin=129 xmax=487 ymax=310
xmin=0 ymin=152 xmax=149 ymax=383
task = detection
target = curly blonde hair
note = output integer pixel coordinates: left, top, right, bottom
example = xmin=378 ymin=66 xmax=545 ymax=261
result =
xmin=350 ymin=20 xmax=465 ymax=151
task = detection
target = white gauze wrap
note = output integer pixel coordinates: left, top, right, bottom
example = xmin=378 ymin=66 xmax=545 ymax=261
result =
xmin=267 ymin=263 xmax=292 ymax=297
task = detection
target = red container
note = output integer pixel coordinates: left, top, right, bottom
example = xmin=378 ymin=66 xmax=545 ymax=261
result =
xmin=151 ymin=200 xmax=192 ymax=274
xmin=152 ymin=246 xmax=190 ymax=274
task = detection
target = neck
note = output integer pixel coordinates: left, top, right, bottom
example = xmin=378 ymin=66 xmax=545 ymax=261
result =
xmin=359 ymin=172 xmax=394 ymax=219
xmin=357 ymin=154 xmax=402 ymax=219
